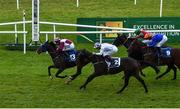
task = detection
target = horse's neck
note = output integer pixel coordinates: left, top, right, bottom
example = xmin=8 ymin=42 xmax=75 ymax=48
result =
xmin=47 ymin=47 xmax=58 ymax=59
xmin=124 ymin=39 xmax=133 ymax=48
xmin=92 ymin=55 xmax=105 ymax=63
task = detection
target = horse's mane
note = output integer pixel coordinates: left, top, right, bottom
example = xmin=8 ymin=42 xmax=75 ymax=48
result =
xmin=49 ymin=41 xmax=57 ymax=49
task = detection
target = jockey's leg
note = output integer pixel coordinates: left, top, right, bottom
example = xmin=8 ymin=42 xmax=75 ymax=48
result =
xmin=149 ymin=46 xmax=159 ymax=65
xmin=104 ymin=55 xmax=112 ymax=62
xmin=156 ymin=47 xmax=161 ymax=57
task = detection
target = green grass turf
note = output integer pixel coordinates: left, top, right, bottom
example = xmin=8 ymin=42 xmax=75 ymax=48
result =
xmin=0 ymin=0 xmax=180 ymax=108
xmin=0 ymin=43 xmax=180 ymax=108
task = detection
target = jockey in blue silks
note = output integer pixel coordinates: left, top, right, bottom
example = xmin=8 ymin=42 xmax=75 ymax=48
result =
xmin=142 ymin=33 xmax=168 ymax=57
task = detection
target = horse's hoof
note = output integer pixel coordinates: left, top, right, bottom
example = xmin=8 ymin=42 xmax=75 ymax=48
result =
xmin=65 ymin=79 xmax=71 ymax=85
xmin=68 ymin=76 xmax=73 ymax=80
xmin=171 ymin=78 xmax=176 ymax=80
xmin=49 ymin=76 xmax=53 ymax=80
xmin=64 ymin=80 xmax=70 ymax=85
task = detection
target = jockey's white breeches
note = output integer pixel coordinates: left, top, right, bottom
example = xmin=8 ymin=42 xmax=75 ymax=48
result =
xmin=63 ymin=43 xmax=75 ymax=51
xmin=102 ymin=46 xmax=118 ymax=56
xmin=156 ymin=35 xmax=168 ymax=47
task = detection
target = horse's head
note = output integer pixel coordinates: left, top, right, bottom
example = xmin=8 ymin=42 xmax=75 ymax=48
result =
xmin=36 ymin=41 xmax=57 ymax=54
xmin=112 ymin=33 xmax=129 ymax=47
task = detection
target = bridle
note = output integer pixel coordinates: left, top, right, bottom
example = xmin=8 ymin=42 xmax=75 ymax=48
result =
xmin=121 ymin=35 xmax=131 ymax=46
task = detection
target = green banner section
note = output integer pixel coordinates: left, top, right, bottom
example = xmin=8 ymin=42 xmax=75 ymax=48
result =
xmin=77 ymin=17 xmax=180 ymax=43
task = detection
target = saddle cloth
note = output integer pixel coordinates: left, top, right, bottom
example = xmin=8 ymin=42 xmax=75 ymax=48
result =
xmin=160 ymin=47 xmax=172 ymax=58
xmin=106 ymin=57 xmax=121 ymax=68
xmin=64 ymin=50 xmax=77 ymax=62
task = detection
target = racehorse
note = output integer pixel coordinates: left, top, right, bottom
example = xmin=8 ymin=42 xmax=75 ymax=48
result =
xmin=77 ymin=49 xmax=148 ymax=93
xmin=112 ymin=33 xmax=159 ymax=76
xmin=113 ymin=33 xmax=180 ymax=80
xmin=36 ymin=41 xmax=90 ymax=79
xmin=143 ymin=47 xmax=180 ymax=80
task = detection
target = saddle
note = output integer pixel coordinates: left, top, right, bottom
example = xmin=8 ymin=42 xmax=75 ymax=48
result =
xmin=105 ymin=57 xmax=121 ymax=68
xmin=160 ymin=47 xmax=172 ymax=58
xmin=62 ymin=50 xmax=77 ymax=62
xmin=144 ymin=47 xmax=172 ymax=65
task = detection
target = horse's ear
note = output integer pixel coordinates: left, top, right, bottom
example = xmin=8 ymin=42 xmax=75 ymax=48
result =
xmin=117 ymin=33 xmax=121 ymax=37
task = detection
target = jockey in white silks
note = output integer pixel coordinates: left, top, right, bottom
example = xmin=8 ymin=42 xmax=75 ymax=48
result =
xmin=94 ymin=42 xmax=118 ymax=63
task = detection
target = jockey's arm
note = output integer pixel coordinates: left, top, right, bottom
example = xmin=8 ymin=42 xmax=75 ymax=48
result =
xmin=65 ymin=39 xmax=73 ymax=44
xmin=94 ymin=48 xmax=105 ymax=56
xmin=95 ymin=52 xmax=102 ymax=55
xmin=56 ymin=42 xmax=64 ymax=51
xmin=148 ymin=40 xmax=156 ymax=47
xmin=142 ymin=40 xmax=151 ymax=44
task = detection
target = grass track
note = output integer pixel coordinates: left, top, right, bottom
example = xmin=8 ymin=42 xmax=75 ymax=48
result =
xmin=0 ymin=43 xmax=180 ymax=107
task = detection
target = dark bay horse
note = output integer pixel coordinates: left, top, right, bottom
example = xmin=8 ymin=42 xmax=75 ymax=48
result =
xmin=78 ymin=49 xmax=148 ymax=93
xmin=112 ymin=33 xmax=159 ymax=76
xmin=113 ymin=34 xmax=180 ymax=80
xmin=36 ymin=41 xmax=90 ymax=80
xmin=143 ymin=47 xmax=180 ymax=80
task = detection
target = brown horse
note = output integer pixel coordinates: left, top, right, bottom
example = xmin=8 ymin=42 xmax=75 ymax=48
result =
xmin=124 ymin=34 xmax=180 ymax=80
xmin=112 ymin=33 xmax=159 ymax=77
xmin=36 ymin=41 xmax=90 ymax=80
xmin=77 ymin=49 xmax=148 ymax=93
xmin=143 ymin=47 xmax=180 ymax=79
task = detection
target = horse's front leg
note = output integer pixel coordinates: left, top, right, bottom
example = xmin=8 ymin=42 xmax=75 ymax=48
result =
xmin=117 ymin=72 xmax=130 ymax=94
xmin=80 ymin=73 xmax=98 ymax=90
xmin=65 ymin=66 xmax=82 ymax=84
xmin=48 ymin=65 xmax=56 ymax=79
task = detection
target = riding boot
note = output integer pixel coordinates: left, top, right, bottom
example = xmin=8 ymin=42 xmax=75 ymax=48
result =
xmin=156 ymin=47 xmax=161 ymax=65
xmin=104 ymin=55 xmax=114 ymax=68
xmin=156 ymin=47 xmax=161 ymax=57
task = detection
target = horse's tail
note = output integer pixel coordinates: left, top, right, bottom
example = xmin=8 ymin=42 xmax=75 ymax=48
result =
xmin=138 ymin=60 xmax=160 ymax=74
xmin=172 ymin=48 xmax=180 ymax=69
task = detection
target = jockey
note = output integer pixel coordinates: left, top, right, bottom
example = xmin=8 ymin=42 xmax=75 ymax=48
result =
xmin=147 ymin=34 xmax=168 ymax=56
xmin=94 ymin=42 xmax=118 ymax=63
xmin=134 ymin=28 xmax=168 ymax=56
xmin=134 ymin=28 xmax=153 ymax=40
xmin=54 ymin=37 xmax=75 ymax=58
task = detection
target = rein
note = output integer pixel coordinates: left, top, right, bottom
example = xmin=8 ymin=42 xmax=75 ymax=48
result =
xmin=122 ymin=38 xmax=129 ymax=46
